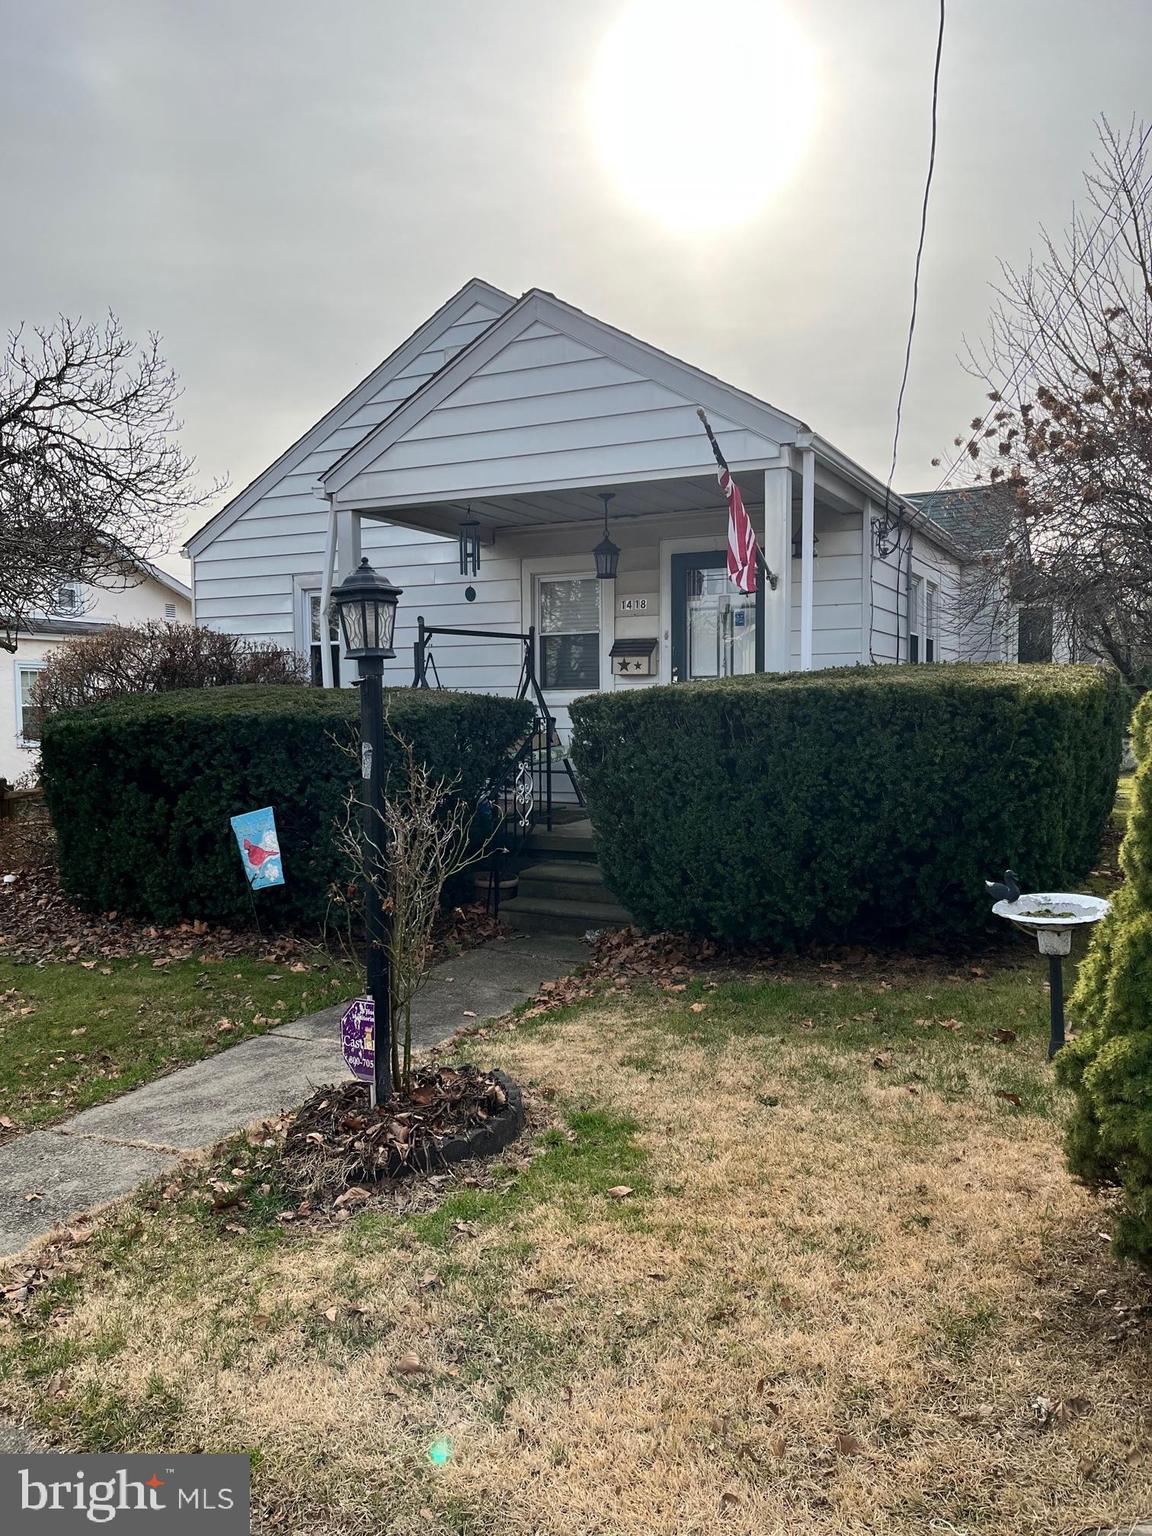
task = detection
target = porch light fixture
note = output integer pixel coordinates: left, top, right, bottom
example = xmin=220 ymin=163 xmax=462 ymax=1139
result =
xmin=458 ymin=510 xmax=481 ymax=577
xmin=593 ymin=492 xmax=621 ymax=581
xmin=329 ymin=557 xmax=402 ymax=661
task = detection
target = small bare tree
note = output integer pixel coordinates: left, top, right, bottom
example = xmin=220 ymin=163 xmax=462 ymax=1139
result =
xmin=336 ymin=723 xmax=494 ymax=1095
xmin=0 ymin=315 xmax=220 ymax=651
xmin=935 ymin=118 xmax=1152 ymax=679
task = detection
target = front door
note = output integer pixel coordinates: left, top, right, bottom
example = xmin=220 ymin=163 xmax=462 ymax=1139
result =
xmin=670 ymin=551 xmax=763 ymax=682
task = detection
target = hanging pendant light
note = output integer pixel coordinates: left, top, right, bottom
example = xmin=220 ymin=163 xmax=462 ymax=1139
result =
xmin=593 ymin=491 xmax=620 ymax=580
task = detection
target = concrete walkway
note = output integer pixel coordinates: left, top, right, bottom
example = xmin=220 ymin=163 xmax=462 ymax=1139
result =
xmin=0 ymin=934 xmax=585 ymax=1259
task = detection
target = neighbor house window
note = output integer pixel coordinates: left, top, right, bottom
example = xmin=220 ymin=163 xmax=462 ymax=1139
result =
xmin=1018 ymin=605 xmax=1054 ymax=663
xmin=925 ymin=581 xmax=938 ymax=663
xmin=307 ymin=592 xmax=341 ymax=686
xmin=539 ymin=577 xmax=599 ymax=690
xmin=16 ymin=664 xmax=44 ymax=745
xmin=908 ymin=575 xmax=924 ymax=663
xmin=54 ymin=582 xmax=82 ymax=616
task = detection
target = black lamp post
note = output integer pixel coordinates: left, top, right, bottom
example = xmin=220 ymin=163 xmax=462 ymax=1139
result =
xmin=330 ymin=556 xmax=402 ymax=1105
xmin=594 ymin=492 xmax=620 ymax=580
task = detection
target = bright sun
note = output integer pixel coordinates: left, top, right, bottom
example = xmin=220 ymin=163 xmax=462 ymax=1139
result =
xmin=589 ymin=0 xmax=817 ymax=232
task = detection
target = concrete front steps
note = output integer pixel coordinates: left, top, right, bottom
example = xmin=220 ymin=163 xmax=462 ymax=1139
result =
xmin=499 ymin=815 xmax=633 ymax=936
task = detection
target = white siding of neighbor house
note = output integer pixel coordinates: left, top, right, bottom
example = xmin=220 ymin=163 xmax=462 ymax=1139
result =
xmin=329 ymin=319 xmax=779 ymax=505
xmin=1 ymin=573 xmax=192 ymax=786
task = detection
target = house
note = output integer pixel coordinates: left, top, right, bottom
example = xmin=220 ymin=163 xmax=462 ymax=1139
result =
xmin=2 ymin=561 xmax=192 ymax=783
xmin=185 ymin=279 xmax=983 ymax=732
xmin=905 ymin=486 xmax=1076 ymax=664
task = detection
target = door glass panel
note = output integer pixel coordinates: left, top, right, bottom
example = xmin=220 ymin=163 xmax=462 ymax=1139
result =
xmin=539 ymin=577 xmax=599 ymax=690
xmin=685 ymin=567 xmax=757 ymax=679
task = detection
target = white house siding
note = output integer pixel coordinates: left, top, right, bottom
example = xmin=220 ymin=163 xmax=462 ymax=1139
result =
xmin=867 ymin=523 xmax=963 ymax=666
xmin=191 ymin=290 xmax=515 ymax=662
xmin=1 ymin=572 xmax=191 ymax=785
xmin=788 ymin=508 xmax=864 ymax=669
xmin=326 ymin=319 xmax=778 ymax=507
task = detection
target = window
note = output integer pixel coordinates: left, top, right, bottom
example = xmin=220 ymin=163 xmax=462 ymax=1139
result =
xmin=908 ymin=575 xmax=924 ymax=663
xmin=1018 ymin=606 xmax=1054 ymax=663
xmin=16 ymin=664 xmax=44 ymax=745
xmin=925 ymin=582 xmax=938 ymax=663
xmin=54 ymin=582 xmax=82 ymax=616
xmin=307 ymin=592 xmax=341 ymax=686
xmin=164 ymin=602 xmax=177 ymax=621
xmin=538 ymin=577 xmax=599 ymax=691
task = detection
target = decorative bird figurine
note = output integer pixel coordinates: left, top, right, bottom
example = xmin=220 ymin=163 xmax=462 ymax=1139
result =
xmin=985 ymin=869 xmax=1021 ymax=905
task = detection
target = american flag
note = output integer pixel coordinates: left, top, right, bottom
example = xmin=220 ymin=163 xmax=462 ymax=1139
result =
xmin=696 ymin=409 xmax=760 ymax=595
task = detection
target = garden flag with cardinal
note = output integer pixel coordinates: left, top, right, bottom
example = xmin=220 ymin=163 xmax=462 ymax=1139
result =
xmin=696 ymin=407 xmax=760 ymax=595
xmin=230 ymin=806 xmax=285 ymax=890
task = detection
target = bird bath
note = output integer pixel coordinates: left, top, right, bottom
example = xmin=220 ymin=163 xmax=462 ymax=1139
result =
xmin=990 ymin=890 xmax=1110 ymax=1058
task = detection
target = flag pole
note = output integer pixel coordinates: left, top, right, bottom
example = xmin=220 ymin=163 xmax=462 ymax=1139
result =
xmin=696 ymin=409 xmax=779 ymax=591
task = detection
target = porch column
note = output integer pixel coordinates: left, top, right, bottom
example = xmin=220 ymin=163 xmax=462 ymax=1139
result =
xmin=335 ymin=509 xmax=363 ymax=684
xmin=800 ymin=447 xmax=816 ymax=671
xmin=318 ymin=497 xmax=339 ymax=687
xmin=762 ymin=464 xmax=792 ymax=671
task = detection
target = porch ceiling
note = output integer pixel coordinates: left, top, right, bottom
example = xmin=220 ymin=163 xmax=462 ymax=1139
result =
xmin=352 ymin=472 xmax=789 ymax=541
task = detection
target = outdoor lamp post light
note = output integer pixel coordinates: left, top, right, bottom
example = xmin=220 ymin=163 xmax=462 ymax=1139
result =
xmin=330 ymin=556 xmax=403 ymax=1104
xmin=593 ymin=492 xmax=621 ymax=580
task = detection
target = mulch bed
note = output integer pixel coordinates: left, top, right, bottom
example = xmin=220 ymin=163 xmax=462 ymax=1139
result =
xmin=281 ymin=1065 xmax=523 ymax=1197
xmin=0 ymin=863 xmax=504 ymax=967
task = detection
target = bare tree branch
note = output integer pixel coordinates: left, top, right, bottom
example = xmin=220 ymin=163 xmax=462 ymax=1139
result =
xmin=0 ymin=313 xmax=224 ymax=651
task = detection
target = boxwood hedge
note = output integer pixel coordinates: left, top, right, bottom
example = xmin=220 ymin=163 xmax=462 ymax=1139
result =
xmin=1057 ymin=690 xmax=1152 ymax=1267
xmin=569 ymin=663 xmax=1123 ymax=946
xmin=40 ymin=686 xmax=534 ymax=927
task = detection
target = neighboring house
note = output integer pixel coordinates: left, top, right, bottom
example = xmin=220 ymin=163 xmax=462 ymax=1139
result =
xmin=905 ymin=486 xmax=1076 ymax=664
xmin=186 ymin=279 xmax=981 ymax=741
xmin=2 ymin=562 xmax=192 ymax=783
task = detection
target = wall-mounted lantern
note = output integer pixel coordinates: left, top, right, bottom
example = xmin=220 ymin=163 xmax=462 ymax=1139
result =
xmin=594 ymin=492 xmax=620 ymax=581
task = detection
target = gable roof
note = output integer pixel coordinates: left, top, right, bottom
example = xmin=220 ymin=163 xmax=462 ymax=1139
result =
xmin=133 ymin=558 xmax=191 ymax=602
xmin=320 ymin=287 xmax=807 ymax=501
xmin=183 ymin=277 xmax=514 ymax=556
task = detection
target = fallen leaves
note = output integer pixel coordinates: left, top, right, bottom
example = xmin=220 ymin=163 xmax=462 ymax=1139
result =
xmin=394 ymin=1350 xmax=432 ymax=1377
xmin=606 ymin=1185 xmax=634 ymax=1200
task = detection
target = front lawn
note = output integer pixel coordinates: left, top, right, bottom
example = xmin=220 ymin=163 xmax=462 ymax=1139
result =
xmin=3 ymin=955 xmax=1150 ymax=1535
xmin=0 ymin=954 xmax=357 ymax=1132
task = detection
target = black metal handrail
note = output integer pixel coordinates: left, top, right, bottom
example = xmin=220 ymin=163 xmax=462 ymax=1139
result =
xmin=411 ymin=617 xmax=585 ymax=834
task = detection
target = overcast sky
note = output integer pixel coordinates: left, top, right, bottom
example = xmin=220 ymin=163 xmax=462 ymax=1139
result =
xmin=3 ymin=0 xmax=1150 ymax=570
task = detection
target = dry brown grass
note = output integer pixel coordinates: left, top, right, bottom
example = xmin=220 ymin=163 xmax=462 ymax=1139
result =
xmin=3 ymin=980 xmax=1151 ymax=1536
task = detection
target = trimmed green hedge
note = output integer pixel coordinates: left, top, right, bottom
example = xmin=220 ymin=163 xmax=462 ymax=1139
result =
xmin=569 ymin=664 xmax=1124 ymax=946
xmin=41 ymin=686 xmax=534 ymax=927
xmin=1057 ymin=693 xmax=1152 ymax=1267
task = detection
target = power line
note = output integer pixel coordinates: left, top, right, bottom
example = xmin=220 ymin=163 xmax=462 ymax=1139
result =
xmin=869 ymin=0 xmax=946 ymax=662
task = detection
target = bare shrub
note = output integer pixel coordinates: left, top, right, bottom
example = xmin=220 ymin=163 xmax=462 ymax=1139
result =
xmin=34 ymin=622 xmax=308 ymax=716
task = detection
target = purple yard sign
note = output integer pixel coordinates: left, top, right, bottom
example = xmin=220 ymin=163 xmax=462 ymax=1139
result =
xmin=341 ymin=998 xmax=375 ymax=1083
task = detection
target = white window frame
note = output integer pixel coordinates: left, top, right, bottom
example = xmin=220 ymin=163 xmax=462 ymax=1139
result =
xmin=54 ymin=582 xmax=83 ymax=616
xmin=925 ymin=581 xmax=939 ymax=663
xmin=521 ymin=555 xmax=612 ymax=705
xmin=14 ymin=659 xmax=45 ymax=749
xmin=294 ymin=578 xmax=342 ymax=687
xmin=908 ymin=574 xmax=924 ymax=663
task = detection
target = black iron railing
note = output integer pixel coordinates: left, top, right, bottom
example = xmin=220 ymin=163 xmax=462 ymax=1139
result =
xmin=411 ymin=620 xmax=584 ymax=913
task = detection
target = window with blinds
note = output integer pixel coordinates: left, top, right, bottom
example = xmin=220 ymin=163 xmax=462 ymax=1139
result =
xmin=539 ymin=577 xmax=599 ymax=691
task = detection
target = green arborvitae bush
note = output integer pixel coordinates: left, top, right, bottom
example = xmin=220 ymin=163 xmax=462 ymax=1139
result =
xmin=40 ymin=686 xmax=533 ymax=928
xmin=1056 ymin=690 xmax=1152 ymax=1266
xmin=569 ymin=664 xmax=1124 ymax=947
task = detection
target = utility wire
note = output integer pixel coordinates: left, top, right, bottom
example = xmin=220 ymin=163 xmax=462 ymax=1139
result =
xmin=869 ymin=0 xmax=946 ymax=662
